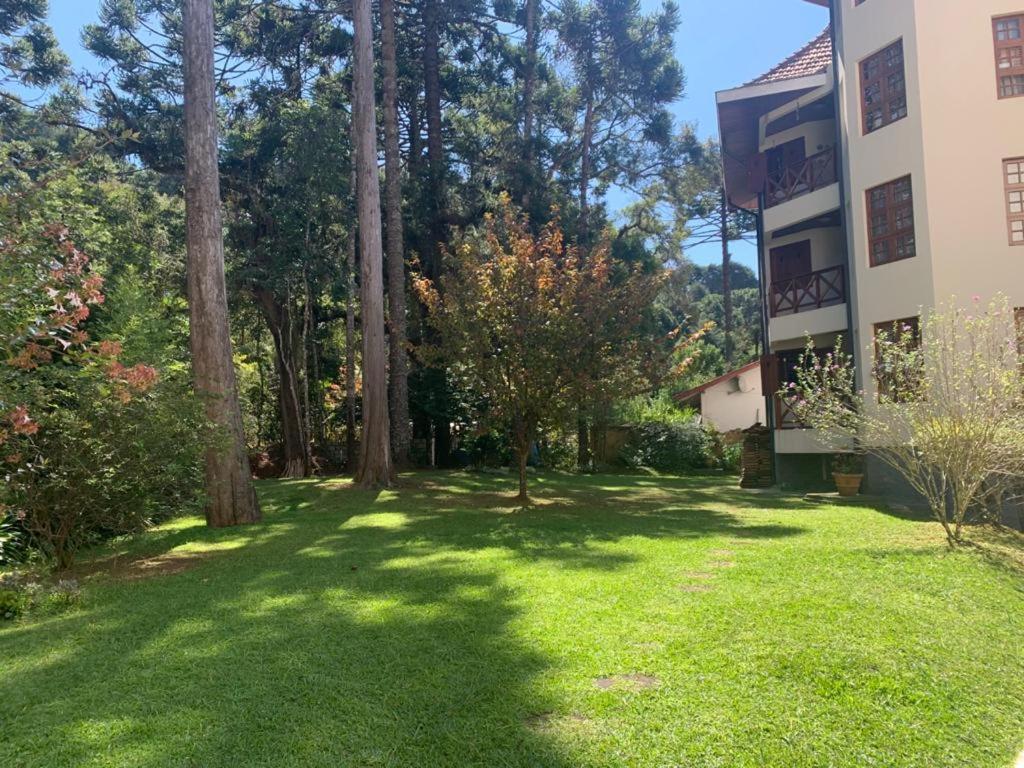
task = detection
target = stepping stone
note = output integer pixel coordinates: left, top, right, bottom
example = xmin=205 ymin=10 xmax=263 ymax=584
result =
xmin=707 ymin=560 xmax=736 ymax=569
xmin=677 ymin=583 xmax=713 ymax=593
xmin=594 ymin=673 xmax=659 ymax=690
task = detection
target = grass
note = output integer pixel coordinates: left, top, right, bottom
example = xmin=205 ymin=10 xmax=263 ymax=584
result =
xmin=2 ymin=471 xmax=1023 ymax=767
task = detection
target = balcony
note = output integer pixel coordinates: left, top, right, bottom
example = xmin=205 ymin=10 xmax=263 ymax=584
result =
xmin=762 ymin=147 xmax=840 ymax=234
xmin=769 ymin=265 xmax=845 ymax=317
xmin=765 ymin=147 xmax=837 ymax=209
xmin=767 ymin=264 xmax=848 ymax=344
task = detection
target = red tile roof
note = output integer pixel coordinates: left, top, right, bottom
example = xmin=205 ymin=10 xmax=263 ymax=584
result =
xmin=746 ymin=29 xmax=833 ymax=86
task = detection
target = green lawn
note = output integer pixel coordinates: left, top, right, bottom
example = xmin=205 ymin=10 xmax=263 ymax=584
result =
xmin=2 ymin=472 xmax=1023 ymax=767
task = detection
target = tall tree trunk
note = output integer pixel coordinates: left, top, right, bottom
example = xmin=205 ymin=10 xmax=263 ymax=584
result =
xmin=423 ymin=0 xmax=444 ymax=281
xmin=577 ymin=414 xmax=591 ymax=472
xmin=344 ymin=226 xmax=358 ymax=473
xmin=513 ymin=416 xmax=531 ymax=502
xmin=520 ymin=0 xmax=539 ymax=210
xmin=720 ymin=188 xmax=733 ymax=364
xmin=254 ymin=289 xmax=309 ymax=478
xmin=352 ymin=0 xmax=393 ymax=488
xmin=382 ymin=0 xmax=411 ymax=468
xmin=422 ymin=0 xmax=452 ymax=467
xmin=408 ymin=97 xmax=422 ymax=177
xmin=182 ymin=0 xmax=260 ymax=527
xmin=577 ymin=79 xmax=595 ymax=246
xmin=576 ymin=76 xmax=595 ymax=472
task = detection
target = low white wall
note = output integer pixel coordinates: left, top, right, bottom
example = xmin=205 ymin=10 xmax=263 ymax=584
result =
xmin=699 ymin=367 xmax=765 ymax=432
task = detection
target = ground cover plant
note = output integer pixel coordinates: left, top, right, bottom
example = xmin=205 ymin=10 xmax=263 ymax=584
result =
xmin=1 ymin=472 xmax=1022 ymax=768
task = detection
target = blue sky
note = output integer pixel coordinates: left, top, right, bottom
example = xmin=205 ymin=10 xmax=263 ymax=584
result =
xmin=43 ymin=0 xmax=828 ymax=268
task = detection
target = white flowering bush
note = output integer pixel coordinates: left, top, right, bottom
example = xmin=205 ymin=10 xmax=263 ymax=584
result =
xmin=782 ymin=297 xmax=1024 ymax=547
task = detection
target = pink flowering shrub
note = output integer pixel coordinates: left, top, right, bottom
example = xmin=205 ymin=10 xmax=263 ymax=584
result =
xmin=1 ymin=222 xmax=203 ymax=569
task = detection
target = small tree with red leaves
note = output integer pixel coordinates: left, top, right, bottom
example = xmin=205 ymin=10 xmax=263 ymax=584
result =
xmin=415 ymin=196 xmax=706 ymax=500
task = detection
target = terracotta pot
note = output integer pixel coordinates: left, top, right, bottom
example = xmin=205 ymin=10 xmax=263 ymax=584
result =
xmin=833 ymin=472 xmax=864 ymax=497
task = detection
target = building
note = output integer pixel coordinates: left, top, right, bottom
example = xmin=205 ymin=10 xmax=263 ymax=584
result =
xmin=673 ymin=361 xmax=764 ymax=434
xmin=716 ymin=0 xmax=1024 ymax=491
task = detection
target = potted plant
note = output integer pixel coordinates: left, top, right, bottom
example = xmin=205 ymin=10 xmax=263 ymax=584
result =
xmin=831 ymin=452 xmax=864 ymax=497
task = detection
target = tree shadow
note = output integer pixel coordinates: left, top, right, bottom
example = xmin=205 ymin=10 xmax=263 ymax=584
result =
xmin=0 ymin=470 xmax=807 ymax=767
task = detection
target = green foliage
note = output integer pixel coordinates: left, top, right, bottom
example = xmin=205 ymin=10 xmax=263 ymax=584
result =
xmin=0 ymin=152 xmax=204 ymax=569
xmin=717 ymin=442 xmax=742 ymax=474
xmin=621 ymin=421 xmax=717 ymax=473
xmin=0 ymin=0 xmax=69 ymax=89
xmin=690 ymin=262 xmax=759 ymax=296
xmin=0 ymin=573 xmax=80 ymax=620
xmin=0 ymin=513 xmax=28 ymax=566
xmin=614 ymin=392 xmax=696 ymax=425
xmin=0 ymin=587 xmax=23 ymax=620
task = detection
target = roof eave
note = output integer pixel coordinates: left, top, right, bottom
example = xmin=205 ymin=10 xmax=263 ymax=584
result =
xmin=716 ymin=72 xmax=828 ymax=106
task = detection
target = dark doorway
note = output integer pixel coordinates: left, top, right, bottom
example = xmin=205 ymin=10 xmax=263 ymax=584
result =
xmin=766 ymin=137 xmax=806 ymax=179
xmin=770 ymin=240 xmax=812 ymax=282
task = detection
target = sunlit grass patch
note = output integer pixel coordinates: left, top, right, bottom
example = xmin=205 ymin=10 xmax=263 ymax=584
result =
xmin=1 ymin=470 xmax=1022 ymax=768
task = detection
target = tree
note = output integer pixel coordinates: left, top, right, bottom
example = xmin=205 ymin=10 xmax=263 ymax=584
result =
xmin=351 ymin=0 xmax=392 ymax=488
xmin=785 ymin=297 xmax=1024 ymax=547
xmin=182 ymin=0 xmax=260 ymax=526
xmin=381 ymin=0 xmax=411 ymax=467
xmin=677 ymin=141 xmax=756 ymax=364
xmin=416 ymin=196 xmax=698 ymax=500
xmin=0 ymin=0 xmax=68 ymax=93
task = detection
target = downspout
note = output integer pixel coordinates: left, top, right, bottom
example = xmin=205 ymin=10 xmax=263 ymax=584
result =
xmin=828 ymin=0 xmax=858 ymax=378
xmin=754 ymin=197 xmax=771 ymax=430
xmin=829 ymin=0 xmax=859 ymax=485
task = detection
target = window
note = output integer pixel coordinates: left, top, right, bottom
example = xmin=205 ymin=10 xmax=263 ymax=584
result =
xmin=1015 ymin=307 xmax=1024 ymax=354
xmin=1005 ymin=158 xmax=1024 ymax=245
xmin=874 ymin=317 xmax=921 ymax=402
xmin=994 ymin=14 xmax=1024 ymax=98
xmin=866 ymin=176 xmax=916 ymax=266
xmin=860 ymin=40 xmax=907 ymax=134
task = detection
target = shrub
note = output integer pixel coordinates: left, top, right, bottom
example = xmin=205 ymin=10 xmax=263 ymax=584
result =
xmin=0 ymin=574 xmax=80 ymax=620
xmin=784 ymin=296 xmax=1024 ymax=547
xmin=621 ymin=421 xmax=717 ymax=473
xmin=0 ymin=588 xmax=25 ymax=620
xmin=717 ymin=443 xmax=742 ymax=474
xmin=4 ymin=369 xmax=205 ymax=569
xmin=0 ymin=514 xmax=29 ymax=566
xmin=614 ymin=394 xmax=698 ymax=425
xmin=0 ymin=224 xmax=205 ymax=569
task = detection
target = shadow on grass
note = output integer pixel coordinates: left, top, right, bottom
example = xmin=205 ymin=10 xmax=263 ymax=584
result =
xmin=0 ymin=470 xmax=806 ymax=767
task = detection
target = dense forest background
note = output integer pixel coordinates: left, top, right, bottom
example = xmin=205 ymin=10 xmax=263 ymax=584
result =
xmin=1 ymin=0 xmax=760 ymax=509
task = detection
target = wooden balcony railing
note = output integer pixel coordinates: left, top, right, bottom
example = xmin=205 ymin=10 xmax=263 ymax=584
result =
xmin=765 ymin=146 xmax=837 ymax=208
xmin=774 ymin=395 xmax=807 ymax=430
xmin=769 ymin=264 xmax=846 ymax=317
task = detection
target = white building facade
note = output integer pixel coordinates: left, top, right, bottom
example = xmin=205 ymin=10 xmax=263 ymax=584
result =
xmin=716 ymin=0 xmax=1024 ymax=489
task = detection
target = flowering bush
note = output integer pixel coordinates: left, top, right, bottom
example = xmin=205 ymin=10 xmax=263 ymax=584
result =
xmin=782 ymin=297 xmax=1024 ymax=547
xmin=1 ymin=218 xmax=204 ymax=569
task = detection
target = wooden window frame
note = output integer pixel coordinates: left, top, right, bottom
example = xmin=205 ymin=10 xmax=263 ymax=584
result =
xmin=866 ymin=175 xmax=916 ymax=267
xmin=994 ymin=14 xmax=1024 ymax=99
xmin=1004 ymin=157 xmax=1024 ymax=246
xmin=860 ymin=40 xmax=907 ymax=135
